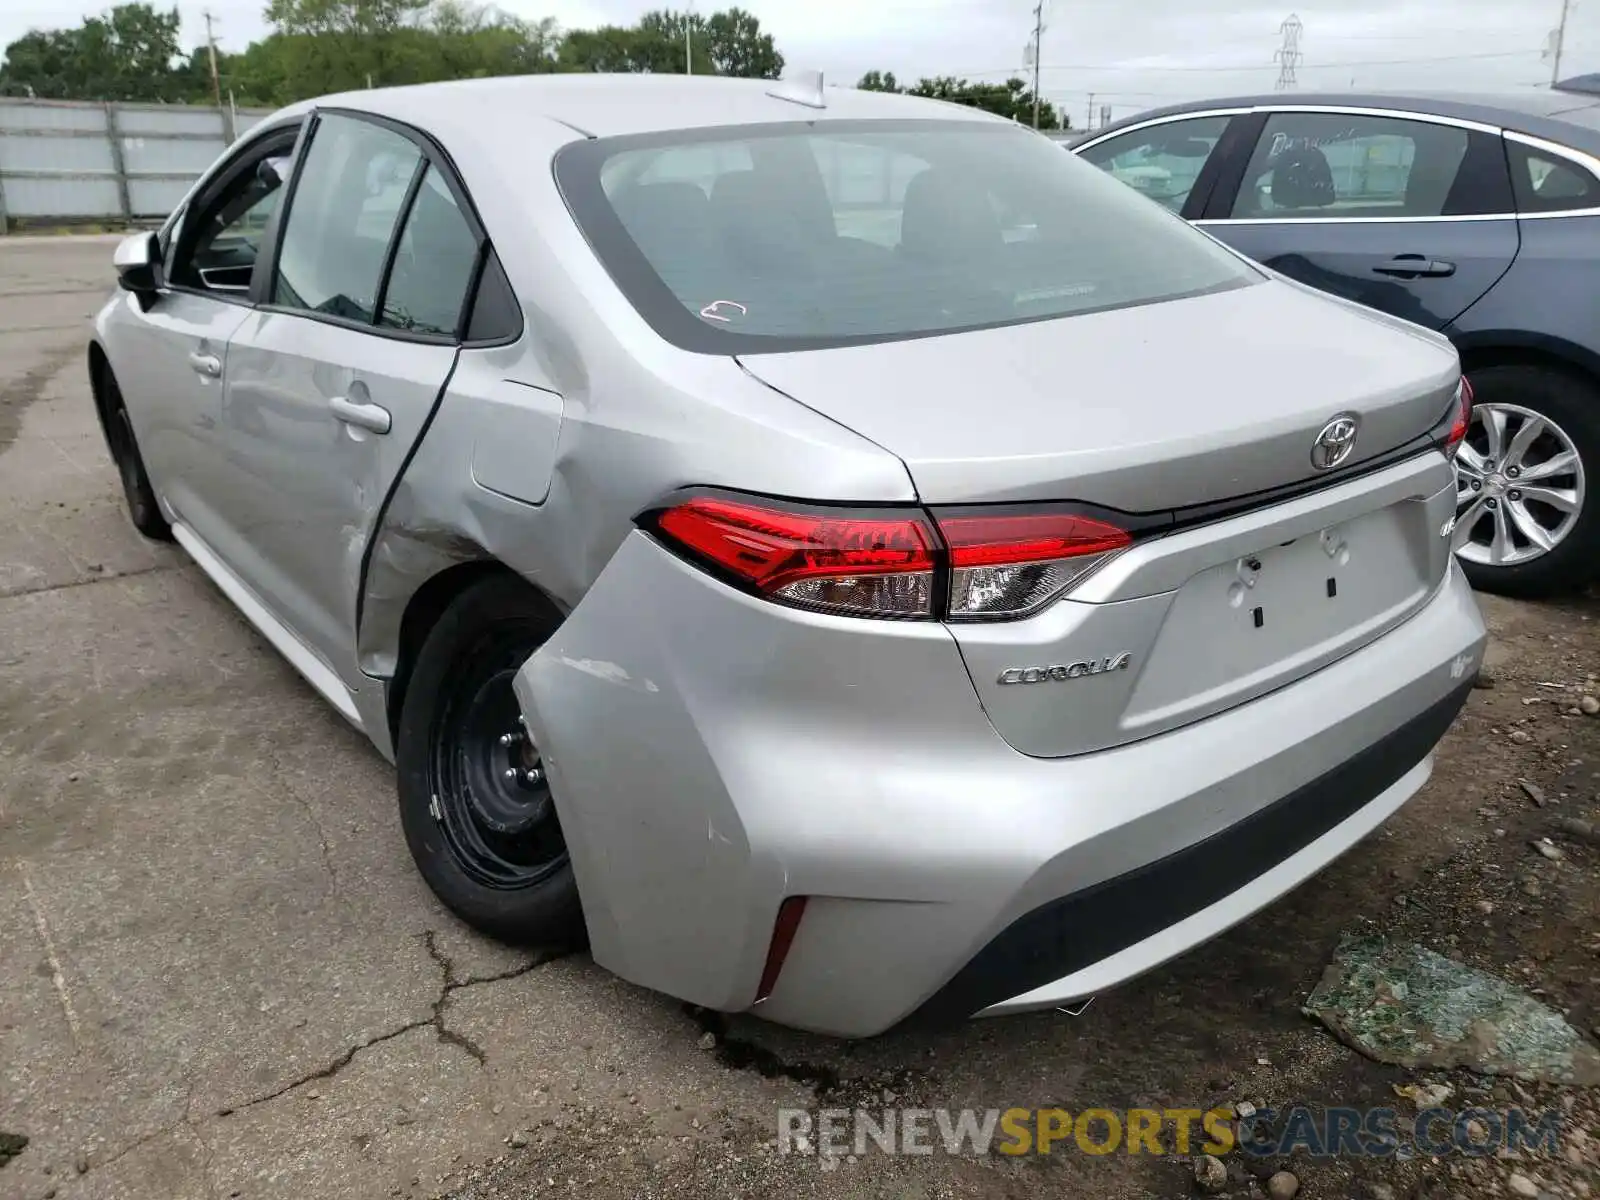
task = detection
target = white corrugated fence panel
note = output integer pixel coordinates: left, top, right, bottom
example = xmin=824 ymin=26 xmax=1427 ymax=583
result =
xmin=0 ymin=134 xmax=116 ymax=174
xmin=1 ymin=176 xmax=121 ymax=218
xmin=0 ymin=102 xmax=107 ymax=134
xmin=122 ymin=135 xmax=226 ymax=176
xmin=115 ymin=105 xmax=226 ymax=137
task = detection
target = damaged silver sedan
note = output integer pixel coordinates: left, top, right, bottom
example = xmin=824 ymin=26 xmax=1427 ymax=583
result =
xmin=90 ymin=72 xmax=1486 ymax=1038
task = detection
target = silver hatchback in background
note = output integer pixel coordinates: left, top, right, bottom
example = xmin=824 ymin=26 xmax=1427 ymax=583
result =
xmin=89 ymin=73 xmax=1486 ymax=1038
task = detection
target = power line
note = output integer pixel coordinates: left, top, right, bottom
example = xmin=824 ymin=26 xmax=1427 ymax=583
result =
xmin=1274 ymin=13 xmax=1304 ymax=89
xmin=1029 ymin=0 xmax=1046 ymax=129
xmin=946 ymin=50 xmax=1545 ymax=76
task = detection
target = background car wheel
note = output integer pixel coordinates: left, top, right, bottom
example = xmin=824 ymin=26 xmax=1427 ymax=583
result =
xmin=395 ymin=574 xmax=584 ymax=947
xmin=1453 ymin=365 xmax=1597 ymax=598
xmin=100 ymin=369 xmax=173 ymax=542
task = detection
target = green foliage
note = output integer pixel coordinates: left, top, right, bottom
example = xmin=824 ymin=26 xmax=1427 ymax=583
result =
xmin=0 ymin=5 xmax=1033 ymax=129
xmin=855 ymin=69 xmax=1068 ymax=130
xmin=0 ymin=3 xmax=187 ymax=101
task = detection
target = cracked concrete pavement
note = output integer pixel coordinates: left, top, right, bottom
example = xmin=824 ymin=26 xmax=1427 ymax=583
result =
xmin=3 ymin=236 xmax=1596 ymax=1200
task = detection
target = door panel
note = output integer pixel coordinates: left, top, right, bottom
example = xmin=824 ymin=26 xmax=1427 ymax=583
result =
xmin=216 ymin=314 xmax=456 ymax=673
xmin=1195 ymin=110 xmax=1519 ymax=331
xmin=1200 ymin=218 xmax=1519 ymax=330
xmin=103 ymin=292 xmax=250 ymax=544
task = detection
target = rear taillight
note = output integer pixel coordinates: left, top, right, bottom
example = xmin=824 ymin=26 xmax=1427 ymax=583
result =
xmin=650 ymin=494 xmax=1132 ymax=622
xmin=1443 ymin=376 xmax=1473 ymax=460
xmin=655 ymin=496 xmax=938 ymax=618
xmin=937 ymin=510 xmax=1131 ymax=620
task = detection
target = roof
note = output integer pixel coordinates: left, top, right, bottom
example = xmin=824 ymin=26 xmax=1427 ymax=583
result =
xmin=1086 ymin=89 xmax=1600 ymax=152
xmin=263 ymin=73 xmax=1012 ymax=143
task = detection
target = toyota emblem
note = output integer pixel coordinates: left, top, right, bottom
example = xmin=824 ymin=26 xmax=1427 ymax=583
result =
xmin=1310 ymin=413 xmax=1360 ymax=471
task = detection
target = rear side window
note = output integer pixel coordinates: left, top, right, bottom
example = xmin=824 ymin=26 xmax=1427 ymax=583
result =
xmin=380 ymin=166 xmax=480 ymax=336
xmin=1508 ymin=142 xmax=1600 ymax=213
xmin=1230 ymin=112 xmax=1470 ymax=219
xmin=273 ymin=115 xmax=422 ymax=322
xmin=557 ymin=120 xmax=1259 ymax=354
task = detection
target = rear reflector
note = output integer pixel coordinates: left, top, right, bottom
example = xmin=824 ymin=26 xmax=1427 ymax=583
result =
xmin=754 ymin=896 xmax=808 ymax=1004
xmin=651 ymin=494 xmax=1133 ymax=622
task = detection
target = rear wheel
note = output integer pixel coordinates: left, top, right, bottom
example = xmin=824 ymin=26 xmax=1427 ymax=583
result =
xmin=1454 ymin=365 xmax=1597 ymax=597
xmin=395 ymin=574 xmax=584 ymax=947
xmin=100 ymin=367 xmax=172 ymax=542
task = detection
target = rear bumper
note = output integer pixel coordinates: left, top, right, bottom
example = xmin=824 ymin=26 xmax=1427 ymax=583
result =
xmin=515 ymin=532 xmax=1485 ymax=1039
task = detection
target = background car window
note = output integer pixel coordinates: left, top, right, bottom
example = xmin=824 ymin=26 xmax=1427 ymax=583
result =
xmin=1077 ymin=116 xmax=1232 ymax=212
xmin=272 ymin=115 xmax=422 ymax=323
xmin=1509 ymin=143 xmax=1600 ymax=213
xmin=1230 ymin=113 xmax=1469 ymax=219
xmin=380 ymin=166 xmax=480 ymax=336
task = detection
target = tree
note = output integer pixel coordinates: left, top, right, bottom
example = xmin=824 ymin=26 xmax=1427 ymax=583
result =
xmin=0 ymin=3 xmax=185 ymax=101
xmin=855 ymin=70 xmax=901 ymax=93
xmin=908 ymin=75 xmax=1066 ymax=129
xmin=700 ymin=8 xmax=781 ymax=79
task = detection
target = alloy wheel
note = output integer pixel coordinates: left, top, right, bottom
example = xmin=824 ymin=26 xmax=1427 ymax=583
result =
xmin=1453 ymin=401 xmax=1586 ymax=568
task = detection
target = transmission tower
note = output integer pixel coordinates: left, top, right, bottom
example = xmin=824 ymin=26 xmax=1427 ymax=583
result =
xmin=1274 ymin=14 xmax=1304 ymax=91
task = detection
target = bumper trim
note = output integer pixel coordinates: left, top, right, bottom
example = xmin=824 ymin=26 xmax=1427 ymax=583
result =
xmin=898 ymin=678 xmax=1475 ymax=1030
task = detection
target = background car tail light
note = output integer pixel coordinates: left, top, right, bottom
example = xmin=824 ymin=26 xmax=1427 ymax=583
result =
xmin=655 ymin=496 xmax=938 ymax=618
xmin=936 ymin=511 xmax=1132 ymax=620
xmin=1443 ymin=376 xmax=1473 ymax=460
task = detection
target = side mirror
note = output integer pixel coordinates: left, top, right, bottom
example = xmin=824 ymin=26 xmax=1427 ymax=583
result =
xmin=113 ymin=230 xmax=162 ymax=299
xmin=258 ymin=155 xmax=291 ymax=188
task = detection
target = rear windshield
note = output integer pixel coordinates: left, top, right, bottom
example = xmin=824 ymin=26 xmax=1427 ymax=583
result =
xmin=554 ymin=119 xmax=1260 ymax=354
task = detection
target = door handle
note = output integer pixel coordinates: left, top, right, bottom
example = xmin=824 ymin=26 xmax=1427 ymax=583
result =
xmin=187 ymin=351 xmax=222 ymax=378
xmin=329 ymin=394 xmax=391 ymax=435
xmin=1372 ymin=255 xmax=1456 ymax=279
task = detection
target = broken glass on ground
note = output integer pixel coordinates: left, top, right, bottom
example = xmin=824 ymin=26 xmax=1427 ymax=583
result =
xmin=1303 ymin=936 xmax=1600 ymax=1085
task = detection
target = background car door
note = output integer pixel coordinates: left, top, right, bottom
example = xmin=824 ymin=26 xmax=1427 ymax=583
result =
xmin=216 ymin=112 xmax=483 ymax=678
xmin=1195 ymin=108 xmax=1519 ymax=331
xmin=102 ymin=127 xmax=297 ymax=545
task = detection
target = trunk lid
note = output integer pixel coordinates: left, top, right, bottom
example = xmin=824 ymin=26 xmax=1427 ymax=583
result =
xmin=740 ymin=279 xmax=1463 ymax=757
xmin=737 ymin=277 xmax=1460 ymax=512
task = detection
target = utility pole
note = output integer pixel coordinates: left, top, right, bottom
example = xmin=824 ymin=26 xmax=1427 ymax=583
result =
xmin=1274 ymin=13 xmax=1303 ymax=91
xmin=1030 ymin=0 xmax=1045 ymax=129
xmin=1086 ymin=92 xmax=1095 ymax=131
xmin=1548 ymin=0 xmax=1572 ymax=86
xmin=203 ymin=10 xmax=223 ymax=111
xmin=685 ymin=2 xmax=694 ymax=74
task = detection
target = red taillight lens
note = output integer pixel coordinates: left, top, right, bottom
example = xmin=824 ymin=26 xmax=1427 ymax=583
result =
xmin=1444 ymin=376 xmax=1473 ymax=459
xmin=651 ymin=495 xmax=1134 ymax=622
xmin=655 ymin=496 xmax=938 ymax=618
xmin=936 ymin=510 xmax=1132 ymax=620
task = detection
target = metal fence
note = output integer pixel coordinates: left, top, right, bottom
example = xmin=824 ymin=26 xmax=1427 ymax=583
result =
xmin=0 ymin=97 xmax=276 ymax=233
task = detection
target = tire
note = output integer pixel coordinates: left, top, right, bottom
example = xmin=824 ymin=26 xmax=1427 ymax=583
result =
xmin=100 ymin=367 xmax=173 ymax=542
xmin=395 ymin=574 xmax=584 ymax=947
xmin=1454 ymin=364 xmax=1599 ymax=598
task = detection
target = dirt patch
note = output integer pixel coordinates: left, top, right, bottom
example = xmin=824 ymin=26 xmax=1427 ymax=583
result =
xmin=0 ymin=343 xmax=79 ymax=454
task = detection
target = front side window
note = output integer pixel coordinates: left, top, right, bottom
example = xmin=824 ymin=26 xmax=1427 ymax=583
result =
xmin=1077 ymin=115 xmax=1233 ymax=212
xmin=558 ymin=120 xmax=1260 ymax=353
xmin=1509 ymin=142 xmax=1600 ymax=213
xmin=1230 ymin=112 xmax=1470 ymax=219
xmin=272 ymin=115 xmax=422 ymax=323
xmin=167 ymin=137 xmax=297 ymax=294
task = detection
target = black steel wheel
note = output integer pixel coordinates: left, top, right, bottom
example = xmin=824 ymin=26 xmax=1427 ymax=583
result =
xmin=100 ymin=369 xmax=172 ymax=541
xmin=396 ymin=574 xmax=584 ymax=946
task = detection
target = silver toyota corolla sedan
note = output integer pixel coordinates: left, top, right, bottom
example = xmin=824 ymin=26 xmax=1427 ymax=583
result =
xmin=89 ymin=72 xmax=1487 ymax=1038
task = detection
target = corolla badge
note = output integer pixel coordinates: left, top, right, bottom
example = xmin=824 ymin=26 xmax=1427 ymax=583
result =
xmin=1310 ymin=413 xmax=1360 ymax=471
xmin=997 ymin=654 xmax=1132 ymax=685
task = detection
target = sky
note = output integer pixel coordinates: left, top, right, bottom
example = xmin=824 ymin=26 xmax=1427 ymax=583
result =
xmin=2 ymin=0 xmax=1596 ymax=127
